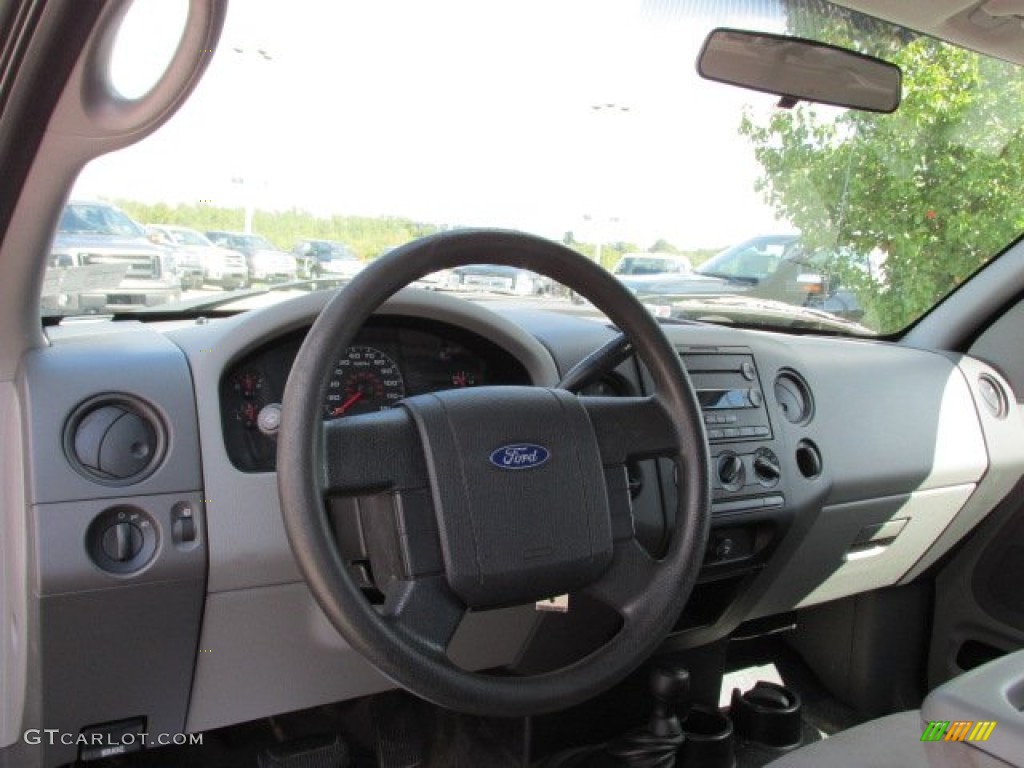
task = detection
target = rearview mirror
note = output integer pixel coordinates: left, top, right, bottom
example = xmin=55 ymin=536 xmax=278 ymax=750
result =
xmin=697 ymin=28 xmax=901 ymax=113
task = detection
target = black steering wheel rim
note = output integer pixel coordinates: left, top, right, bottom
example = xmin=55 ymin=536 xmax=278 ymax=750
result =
xmin=278 ymin=229 xmax=711 ymax=717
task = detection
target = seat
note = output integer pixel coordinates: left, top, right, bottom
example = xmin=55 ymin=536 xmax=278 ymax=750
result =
xmin=762 ymin=711 xmax=928 ymax=768
xmin=765 ymin=649 xmax=1024 ymax=768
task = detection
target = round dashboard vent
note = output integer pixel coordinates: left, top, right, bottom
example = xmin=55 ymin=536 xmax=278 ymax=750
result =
xmin=978 ymin=374 xmax=1008 ymax=419
xmin=774 ymin=370 xmax=814 ymax=425
xmin=64 ymin=395 xmax=165 ymax=485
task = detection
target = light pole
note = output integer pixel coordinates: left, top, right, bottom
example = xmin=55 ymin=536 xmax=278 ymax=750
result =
xmin=586 ymin=103 xmax=632 ymax=265
xmin=230 ymin=176 xmax=255 ymax=234
xmin=583 ymin=213 xmax=620 ymax=266
xmin=229 ymin=45 xmax=274 ymax=234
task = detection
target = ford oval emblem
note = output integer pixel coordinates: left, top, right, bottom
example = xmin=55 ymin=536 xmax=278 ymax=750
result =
xmin=489 ymin=443 xmax=550 ymax=470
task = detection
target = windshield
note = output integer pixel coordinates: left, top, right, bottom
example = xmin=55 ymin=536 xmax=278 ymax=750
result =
xmin=48 ymin=0 xmax=1024 ymax=335
xmin=169 ymin=229 xmax=212 ymax=247
xmin=58 ymin=203 xmax=146 ymax=238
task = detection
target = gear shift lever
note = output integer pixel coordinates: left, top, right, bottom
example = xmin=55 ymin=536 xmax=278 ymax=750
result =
xmin=648 ymin=666 xmax=691 ymax=738
xmin=605 ymin=666 xmax=690 ymax=767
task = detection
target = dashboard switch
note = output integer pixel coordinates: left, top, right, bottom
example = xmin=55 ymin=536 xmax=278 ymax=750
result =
xmin=87 ymin=506 xmax=158 ymax=574
xmin=171 ymin=501 xmax=199 ymax=545
xmin=101 ymin=522 xmax=144 ymax=562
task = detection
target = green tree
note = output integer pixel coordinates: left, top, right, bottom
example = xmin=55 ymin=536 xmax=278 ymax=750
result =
xmin=649 ymin=238 xmax=678 ymax=254
xmin=739 ymin=12 xmax=1024 ymax=331
xmin=114 ymin=200 xmax=439 ymax=261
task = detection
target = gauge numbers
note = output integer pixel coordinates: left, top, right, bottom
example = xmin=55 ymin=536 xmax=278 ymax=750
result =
xmin=323 ymin=346 xmax=406 ymax=419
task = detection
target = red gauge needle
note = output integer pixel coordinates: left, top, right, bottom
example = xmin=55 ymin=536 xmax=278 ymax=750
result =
xmin=332 ymin=391 xmax=363 ymax=416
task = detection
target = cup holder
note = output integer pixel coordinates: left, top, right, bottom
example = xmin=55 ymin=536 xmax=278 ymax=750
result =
xmin=678 ymin=705 xmax=736 ymax=768
xmin=729 ymin=681 xmax=803 ymax=748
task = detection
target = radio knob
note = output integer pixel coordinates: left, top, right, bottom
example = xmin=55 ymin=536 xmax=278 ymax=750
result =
xmin=717 ymin=453 xmax=745 ymax=490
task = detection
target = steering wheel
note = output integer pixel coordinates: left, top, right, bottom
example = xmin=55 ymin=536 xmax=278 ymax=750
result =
xmin=278 ymin=230 xmax=711 ymax=717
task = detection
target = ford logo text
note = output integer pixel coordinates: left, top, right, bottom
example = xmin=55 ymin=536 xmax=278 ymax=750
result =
xmin=489 ymin=444 xmax=551 ymax=470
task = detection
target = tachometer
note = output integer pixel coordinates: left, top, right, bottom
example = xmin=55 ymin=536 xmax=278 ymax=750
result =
xmin=323 ymin=346 xmax=405 ymax=419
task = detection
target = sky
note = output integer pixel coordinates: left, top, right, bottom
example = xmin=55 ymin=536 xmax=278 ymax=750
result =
xmin=77 ymin=0 xmax=794 ymax=250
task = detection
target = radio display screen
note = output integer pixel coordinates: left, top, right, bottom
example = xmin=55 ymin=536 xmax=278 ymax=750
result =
xmin=697 ymin=389 xmax=750 ymax=409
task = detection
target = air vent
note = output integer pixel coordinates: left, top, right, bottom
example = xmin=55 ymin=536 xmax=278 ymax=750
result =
xmin=978 ymin=374 xmax=1008 ymax=419
xmin=64 ymin=395 xmax=165 ymax=485
xmin=773 ymin=370 xmax=814 ymax=425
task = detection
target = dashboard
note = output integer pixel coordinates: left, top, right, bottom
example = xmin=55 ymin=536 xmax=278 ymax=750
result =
xmin=220 ymin=316 xmax=531 ymax=472
xmin=13 ymin=286 xmax=1024 ymax=766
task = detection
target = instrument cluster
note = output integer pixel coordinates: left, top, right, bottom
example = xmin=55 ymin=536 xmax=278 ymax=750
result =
xmin=221 ymin=316 xmax=531 ymax=472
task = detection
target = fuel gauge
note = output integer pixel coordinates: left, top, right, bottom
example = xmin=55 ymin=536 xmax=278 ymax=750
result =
xmin=232 ymin=370 xmax=264 ymax=399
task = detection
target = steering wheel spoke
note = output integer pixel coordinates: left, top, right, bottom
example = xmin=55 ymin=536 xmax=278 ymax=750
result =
xmin=581 ymin=395 xmax=687 ymax=464
xmin=581 ymin=538 xmax=660 ymax=619
xmin=381 ymin=576 xmax=466 ymax=655
xmin=322 ymin=407 xmax=428 ymax=494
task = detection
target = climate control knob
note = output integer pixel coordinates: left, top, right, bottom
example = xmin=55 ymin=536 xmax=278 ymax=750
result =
xmin=717 ymin=452 xmax=745 ymax=490
xmin=753 ymin=447 xmax=781 ymax=487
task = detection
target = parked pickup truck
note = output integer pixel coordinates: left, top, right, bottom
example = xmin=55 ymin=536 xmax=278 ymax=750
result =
xmin=44 ymin=201 xmax=181 ymax=314
xmin=206 ymin=231 xmax=298 ymax=283
xmin=148 ymin=224 xmax=249 ymax=290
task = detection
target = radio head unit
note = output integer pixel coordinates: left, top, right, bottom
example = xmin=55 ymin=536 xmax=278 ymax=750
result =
xmin=680 ymin=348 xmax=772 ymax=442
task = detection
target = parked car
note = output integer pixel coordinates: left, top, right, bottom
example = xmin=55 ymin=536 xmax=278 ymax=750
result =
xmin=45 ymin=201 xmax=180 ymax=312
xmin=292 ymin=239 xmax=364 ymax=279
xmin=611 ymin=252 xmax=694 ymax=293
xmin=412 ymin=269 xmax=459 ymax=291
xmin=147 ymin=225 xmax=249 ymax=290
xmin=205 ymin=231 xmax=298 ymax=283
xmin=448 ymin=264 xmax=558 ymax=295
xmin=613 ymin=253 xmax=693 ymax=277
xmin=633 ymin=234 xmax=867 ymax=321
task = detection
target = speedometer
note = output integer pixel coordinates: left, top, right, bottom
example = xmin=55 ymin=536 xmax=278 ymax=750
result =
xmin=323 ymin=346 xmax=406 ymax=419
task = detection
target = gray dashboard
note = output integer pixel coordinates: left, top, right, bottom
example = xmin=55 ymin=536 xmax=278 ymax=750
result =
xmin=10 ymin=287 xmax=1024 ymax=766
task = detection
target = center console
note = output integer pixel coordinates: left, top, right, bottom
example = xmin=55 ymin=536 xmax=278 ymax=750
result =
xmin=681 ymin=348 xmax=784 ymax=508
xmin=671 ymin=346 xmax=793 ymax=580
xmin=921 ymin=648 xmax=1024 ymax=767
